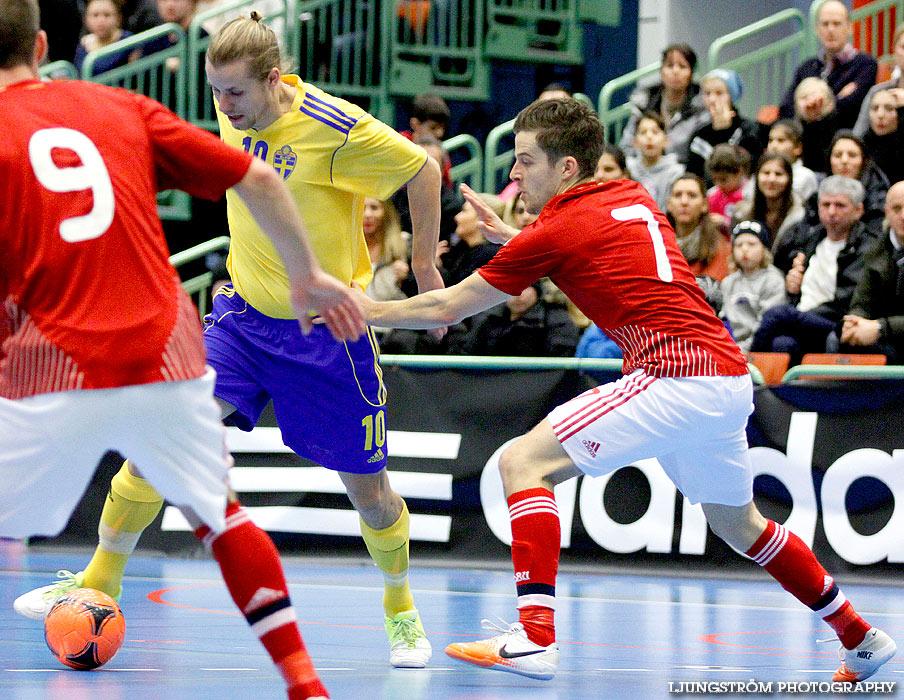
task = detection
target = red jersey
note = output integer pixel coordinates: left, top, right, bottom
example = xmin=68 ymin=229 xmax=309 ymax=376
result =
xmin=0 ymin=80 xmax=253 ymax=399
xmin=478 ymin=179 xmax=748 ymax=378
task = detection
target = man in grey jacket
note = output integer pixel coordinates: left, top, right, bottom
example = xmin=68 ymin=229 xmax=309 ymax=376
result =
xmin=751 ymin=176 xmax=880 ymax=363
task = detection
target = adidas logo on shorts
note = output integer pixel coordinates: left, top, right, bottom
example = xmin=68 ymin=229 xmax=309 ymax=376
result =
xmin=367 ymin=448 xmax=385 ymax=464
xmin=581 ymin=439 xmax=600 ymax=458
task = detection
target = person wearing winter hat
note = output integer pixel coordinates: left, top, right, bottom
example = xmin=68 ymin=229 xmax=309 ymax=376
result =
xmin=686 ymin=68 xmax=763 ymax=183
xmin=720 ymin=220 xmax=787 ymax=352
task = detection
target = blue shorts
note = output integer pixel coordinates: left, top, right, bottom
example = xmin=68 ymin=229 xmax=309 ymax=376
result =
xmin=202 ymin=287 xmax=388 ymax=474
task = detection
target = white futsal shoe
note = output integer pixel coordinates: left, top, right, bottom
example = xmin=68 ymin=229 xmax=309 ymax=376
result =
xmin=14 ymin=570 xmax=87 ymax=620
xmin=385 ymin=609 xmax=432 ymax=667
xmin=445 ymin=619 xmax=559 ymax=680
xmin=833 ymin=628 xmax=896 ymax=683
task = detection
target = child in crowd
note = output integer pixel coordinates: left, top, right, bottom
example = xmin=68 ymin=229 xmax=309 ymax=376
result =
xmin=400 ymin=94 xmax=453 ymax=188
xmin=744 ymin=119 xmax=819 ymax=202
xmin=720 ymin=220 xmax=787 ymax=352
xmin=74 ymin=0 xmax=134 ymax=76
xmin=595 ymin=143 xmax=630 ymax=182
xmin=626 ymin=111 xmax=685 ymax=212
xmin=706 ymin=144 xmax=750 ymax=230
xmin=502 ymin=192 xmax=538 ymax=231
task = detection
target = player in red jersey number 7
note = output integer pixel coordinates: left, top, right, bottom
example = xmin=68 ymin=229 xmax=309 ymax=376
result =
xmin=0 ymin=3 xmax=366 ymax=698
xmin=356 ymin=98 xmax=896 ymax=683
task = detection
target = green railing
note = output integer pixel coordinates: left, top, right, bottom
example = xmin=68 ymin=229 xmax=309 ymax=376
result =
xmin=170 ymin=236 xmax=231 ymax=318
xmin=386 ymin=0 xmax=490 ymax=102
xmin=83 ymin=24 xmax=187 ymax=117
xmin=443 ymin=133 xmax=483 ymax=190
xmin=782 ymin=364 xmax=904 ymax=382
xmin=483 ymin=117 xmax=516 ymax=195
xmin=707 ymin=9 xmax=807 ymax=119
xmin=287 ymin=0 xmax=394 ymax=124
xmin=83 ymin=24 xmax=192 ymax=221
xmin=187 ymin=0 xmax=291 ymax=131
xmin=484 ymin=0 xmax=583 ymax=64
xmin=39 ymin=60 xmax=78 ymax=80
xmin=597 ymin=61 xmax=660 ymax=143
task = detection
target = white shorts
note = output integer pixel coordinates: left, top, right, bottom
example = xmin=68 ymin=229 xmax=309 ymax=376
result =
xmin=0 ymin=368 xmax=230 ymax=539
xmin=548 ymin=369 xmax=755 ymax=506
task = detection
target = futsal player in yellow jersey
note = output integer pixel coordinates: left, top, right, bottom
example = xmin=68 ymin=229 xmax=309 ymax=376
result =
xmin=15 ymin=13 xmax=444 ymax=669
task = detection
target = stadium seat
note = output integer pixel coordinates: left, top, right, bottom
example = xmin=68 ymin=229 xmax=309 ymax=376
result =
xmin=747 ymin=352 xmax=790 ymax=385
xmin=800 ymin=353 xmax=887 ymax=366
xmin=876 ymin=61 xmax=894 ymax=83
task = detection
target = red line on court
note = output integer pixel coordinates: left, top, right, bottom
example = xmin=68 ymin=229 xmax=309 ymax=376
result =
xmin=147 ymin=584 xmax=382 ymax=630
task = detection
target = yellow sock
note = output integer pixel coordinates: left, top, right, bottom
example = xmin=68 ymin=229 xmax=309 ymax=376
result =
xmin=82 ymin=461 xmax=164 ymax=597
xmin=360 ymin=502 xmax=415 ymax=617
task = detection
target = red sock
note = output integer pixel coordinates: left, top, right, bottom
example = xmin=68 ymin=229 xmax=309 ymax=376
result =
xmin=196 ymin=502 xmax=329 ymax=699
xmin=508 ymin=488 xmax=559 ymax=647
xmin=746 ymin=520 xmax=870 ymax=649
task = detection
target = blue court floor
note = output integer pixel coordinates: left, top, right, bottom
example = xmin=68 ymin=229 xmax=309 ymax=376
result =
xmin=0 ymin=541 xmax=901 ymax=700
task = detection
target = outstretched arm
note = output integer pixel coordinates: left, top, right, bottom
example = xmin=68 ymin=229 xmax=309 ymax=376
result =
xmin=406 ymin=156 xmax=445 ymax=293
xmin=460 ymin=183 xmax=520 ymax=243
xmin=359 ymin=271 xmax=511 ymax=330
xmin=232 ymin=158 xmax=366 ymax=341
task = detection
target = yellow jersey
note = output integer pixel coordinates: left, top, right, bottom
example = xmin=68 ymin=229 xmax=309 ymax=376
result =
xmin=216 ymin=76 xmax=428 ymax=318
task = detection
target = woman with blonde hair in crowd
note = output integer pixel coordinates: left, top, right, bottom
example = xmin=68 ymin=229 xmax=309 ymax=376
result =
xmin=363 ymin=197 xmax=411 ymax=303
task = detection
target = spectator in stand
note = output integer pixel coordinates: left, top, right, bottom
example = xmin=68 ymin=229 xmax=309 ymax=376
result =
xmin=720 ymin=220 xmax=787 ymax=352
xmin=502 ymin=191 xmax=537 ymax=231
xmin=706 ymin=144 xmax=750 ymax=230
xmin=499 ymin=87 xmax=578 ymax=201
xmin=399 ymin=93 xmax=453 ymax=188
xmin=445 ymin=282 xmax=580 ymax=358
xmin=121 ymin=0 xmax=162 ymax=33
xmin=626 ymin=111 xmax=685 ymax=212
xmin=403 ymin=92 xmax=450 ymax=142
xmin=686 ymin=69 xmax=762 ymax=182
xmin=733 ymin=152 xmax=806 ymax=252
xmin=75 ymin=0 xmax=134 ymax=76
xmin=841 ymin=180 xmax=904 ymax=363
xmin=754 ymin=176 xmax=879 ymax=363
xmin=441 ymin=193 xmax=503 ymax=285
xmin=854 ymin=22 xmax=904 ymax=137
xmin=862 ymin=89 xmax=904 ymax=186
xmin=38 ymin=0 xmax=82 ymax=63
xmin=363 ymin=198 xmax=410 ymax=305
xmin=666 ymin=174 xmax=731 ymax=281
xmin=393 ymin=135 xmax=462 ymax=244
xmin=794 ymin=77 xmax=843 ymax=173
xmin=594 ymin=143 xmax=630 ymax=182
xmin=778 ymin=0 xmax=877 ymax=129
xmin=745 ymin=119 xmax=819 ymax=202
xmin=139 ymin=0 xmax=199 ymax=71
xmin=805 ymin=130 xmax=889 ymax=227
xmin=575 ymin=324 xmax=623 ymax=361
xmin=537 ymin=82 xmax=572 ymax=102
xmin=620 ymin=43 xmax=707 ymax=164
